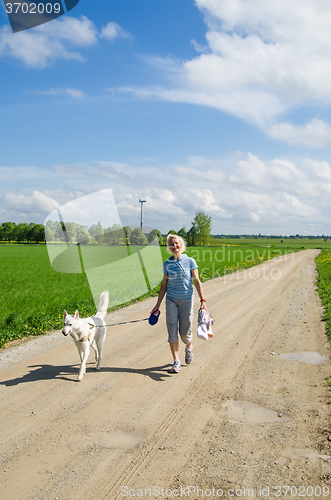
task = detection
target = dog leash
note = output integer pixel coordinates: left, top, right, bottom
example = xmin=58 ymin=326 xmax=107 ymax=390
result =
xmin=96 ymin=318 xmax=149 ymax=328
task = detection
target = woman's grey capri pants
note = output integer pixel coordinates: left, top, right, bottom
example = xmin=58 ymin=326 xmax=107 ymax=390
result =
xmin=165 ymin=296 xmax=194 ymax=344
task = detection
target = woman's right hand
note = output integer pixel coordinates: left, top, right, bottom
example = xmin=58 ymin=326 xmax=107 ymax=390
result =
xmin=150 ymin=305 xmax=160 ymax=315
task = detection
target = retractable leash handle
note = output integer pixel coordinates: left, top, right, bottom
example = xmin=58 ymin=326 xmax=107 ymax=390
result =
xmin=148 ymin=310 xmax=160 ymax=326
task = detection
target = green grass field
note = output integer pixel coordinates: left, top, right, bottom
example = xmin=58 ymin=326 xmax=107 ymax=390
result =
xmin=0 ymin=245 xmax=94 ymax=346
xmin=0 ymin=239 xmax=327 ymax=348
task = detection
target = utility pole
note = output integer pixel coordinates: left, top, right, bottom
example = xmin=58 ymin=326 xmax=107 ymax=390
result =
xmin=139 ymin=198 xmax=146 ymax=233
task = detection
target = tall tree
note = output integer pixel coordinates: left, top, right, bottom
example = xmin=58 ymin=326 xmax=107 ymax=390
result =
xmin=1 ymin=222 xmax=16 ymax=243
xmin=14 ymin=223 xmax=29 ymax=243
xmin=44 ymin=225 xmax=55 ymax=242
xmin=177 ymin=227 xmax=187 ymax=241
xmin=192 ymin=210 xmax=212 ymax=246
xmin=104 ymin=224 xmax=125 ymax=245
xmin=130 ymin=228 xmax=148 ymax=245
xmin=89 ymin=222 xmax=104 ymax=243
xmin=76 ymin=227 xmax=90 ymax=244
xmin=64 ymin=222 xmax=76 ymax=243
xmin=54 ymin=222 xmax=66 ymax=242
xmin=29 ymin=224 xmax=45 ymax=244
xmin=148 ymin=229 xmax=163 ymax=245
xmin=123 ymin=226 xmax=132 ymax=239
xmin=186 ymin=225 xmax=197 ymax=247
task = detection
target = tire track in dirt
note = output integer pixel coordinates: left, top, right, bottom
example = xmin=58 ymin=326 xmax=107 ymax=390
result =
xmin=95 ymin=250 xmax=323 ymax=499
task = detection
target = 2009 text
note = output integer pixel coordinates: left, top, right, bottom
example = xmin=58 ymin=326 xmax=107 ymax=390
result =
xmin=5 ymin=2 xmax=61 ymax=14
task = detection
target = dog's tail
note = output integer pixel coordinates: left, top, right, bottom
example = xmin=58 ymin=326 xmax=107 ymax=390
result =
xmin=95 ymin=291 xmax=109 ymax=321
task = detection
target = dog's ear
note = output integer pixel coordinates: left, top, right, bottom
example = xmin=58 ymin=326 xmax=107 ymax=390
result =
xmin=64 ymin=310 xmax=67 ymax=317
xmin=74 ymin=310 xmax=79 ymax=319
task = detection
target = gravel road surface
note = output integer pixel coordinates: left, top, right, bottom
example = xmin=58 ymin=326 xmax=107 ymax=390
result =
xmin=0 ymin=249 xmax=330 ymax=500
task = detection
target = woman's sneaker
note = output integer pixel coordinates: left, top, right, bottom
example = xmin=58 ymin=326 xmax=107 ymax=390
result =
xmin=185 ymin=346 xmax=194 ymax=364
xmin=169 ymin=360 xmax=181 ymax=373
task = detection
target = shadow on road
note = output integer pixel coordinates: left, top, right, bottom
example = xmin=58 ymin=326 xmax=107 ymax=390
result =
xmin=0 ymin=363 xmax=173 ymax=386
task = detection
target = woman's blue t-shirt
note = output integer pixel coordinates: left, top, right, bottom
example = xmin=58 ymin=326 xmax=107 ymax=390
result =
xmin=162 ymin=254 xmax=198 ymax=300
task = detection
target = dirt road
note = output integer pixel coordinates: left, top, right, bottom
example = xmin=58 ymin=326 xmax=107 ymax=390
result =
xmin=1 ymin=249 xmax=331 ymax=500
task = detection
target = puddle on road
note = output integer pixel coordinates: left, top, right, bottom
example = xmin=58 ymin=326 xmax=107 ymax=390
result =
xmin=282 ymin=448 xmax=331 ymax=464
xmin=279 ymin=352 xmax=326 ymax=365
xmin=96 ymin=431 xmax=145 ymax=449
xmin=223 ymin=401 xmax=290 ymax=423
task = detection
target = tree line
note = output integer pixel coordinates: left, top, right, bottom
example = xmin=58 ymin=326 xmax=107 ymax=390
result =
xmin=0 ymin=210 xmax=212 ymax=246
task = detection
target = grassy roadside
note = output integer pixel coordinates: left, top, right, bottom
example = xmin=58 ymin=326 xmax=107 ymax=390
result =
xmin=316 ymin=249 xmax=331 ymax=341
xmin=315 ymin=249 xmax=331 ymax=401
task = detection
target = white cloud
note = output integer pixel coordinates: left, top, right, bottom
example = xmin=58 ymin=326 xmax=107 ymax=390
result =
xmin=101 ymin=22 xmax=133 ymax=42
xmin=266 ymin=119 xmax=331 ymax=148
xmin=33 ymin=88 xmax=86 ymax=98
xmin=120 ymin=0 xmax=331 ymax=145
xmin=4 ymin=191 xmax=59 ymax=218
xmin=2 ymin=153 xmax=331 ymax=234
xmin=0 ymin=16 xmax=131 ymax=68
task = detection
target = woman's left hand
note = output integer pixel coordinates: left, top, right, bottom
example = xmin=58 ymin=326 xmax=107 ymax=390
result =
xmin=199 ymin=301 xmax=207 ymax=311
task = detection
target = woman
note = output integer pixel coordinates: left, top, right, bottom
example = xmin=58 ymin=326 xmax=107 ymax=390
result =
xmin=151 ymin=234 xmax=207 ymax=373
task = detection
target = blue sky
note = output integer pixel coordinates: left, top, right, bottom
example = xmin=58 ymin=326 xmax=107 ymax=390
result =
xmin=1 ymin=0 xmax=331 ymax=235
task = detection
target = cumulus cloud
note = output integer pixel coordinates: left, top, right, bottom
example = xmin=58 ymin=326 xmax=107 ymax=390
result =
xmin=266 ymin=119 xmax=331 ymax=148
xmin=120 ymin=0 xmax=331 ymax=146
xmin=0 ymin=16 xmax=132 ymax=68
xmin=100 ymin=22 xmax=133 ymax=42
xmin=3 ymin=191 xmax=59 ymax=219
xmin=2 ymin=153 xmax=331 ymax=234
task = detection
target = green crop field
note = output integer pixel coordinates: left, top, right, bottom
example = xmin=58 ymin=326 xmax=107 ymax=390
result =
xmin=316 ymin=249 xmax=331 ymax=341
xmin=186 ymin=244 xmax=294 ymax=281
xmin=0 ymin=239 xmax=328 ymax=348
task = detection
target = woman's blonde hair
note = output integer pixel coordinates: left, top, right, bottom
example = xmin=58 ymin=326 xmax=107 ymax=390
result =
xmin=166 ymin=234 xmax=186 ymax=253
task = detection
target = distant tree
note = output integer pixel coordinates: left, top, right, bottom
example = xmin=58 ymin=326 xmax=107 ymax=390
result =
xmin=130 ymin=228 xmax=148 ymax=245
xmin=26 ymin=223 xmax=37 ymax=243
xmin=167 ymin=229 xmax=177 ymax=236
xmin=88 ymin=223 xmax=99 ymax=238
xmin=192 ymin=210 xmax=212 ymax=246
xmin=186 ymin=225 xmax=197 ymax=247
xmin=72 ymin=222 xmax=86 ymax=235
xmin=44 ymin=225 xmax=55 ymax=242
xmin=177 ymin=227 xmax=187 ymax=241
xmin=104 ymin=224 xmax=125 ymax=245
xmin=89 ymin=222 xmax=104 ymax=243
xmin=76 ymin=227 xmax=90 ymax=244
xmin=95 ymin=222 xmax=104 ymax=244
xmin=46 ymin=220 xmax=61 ymax=240
xmin=14 ymin=223 xmax=29 ymax=243
xmin=1 ymin=222 xmax=16 ymax=242
xmin=64 ymin=222 xmax=76 ymax=243
xmin=45 ymin=219 xmax=57 ymax=234
xmin=148 ymin=229 xmax=163 ymax=245
xmin=54 ymin=222 xmax=66 ymax=242
xmin=123 ymin=226 xmax=132 ymax=239
xmin=29 ymin=224 xmax=45 ymax=244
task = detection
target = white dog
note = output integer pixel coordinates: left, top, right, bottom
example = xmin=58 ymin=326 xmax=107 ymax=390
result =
xmin=62 ymin=291 xmax=109 ymax=381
